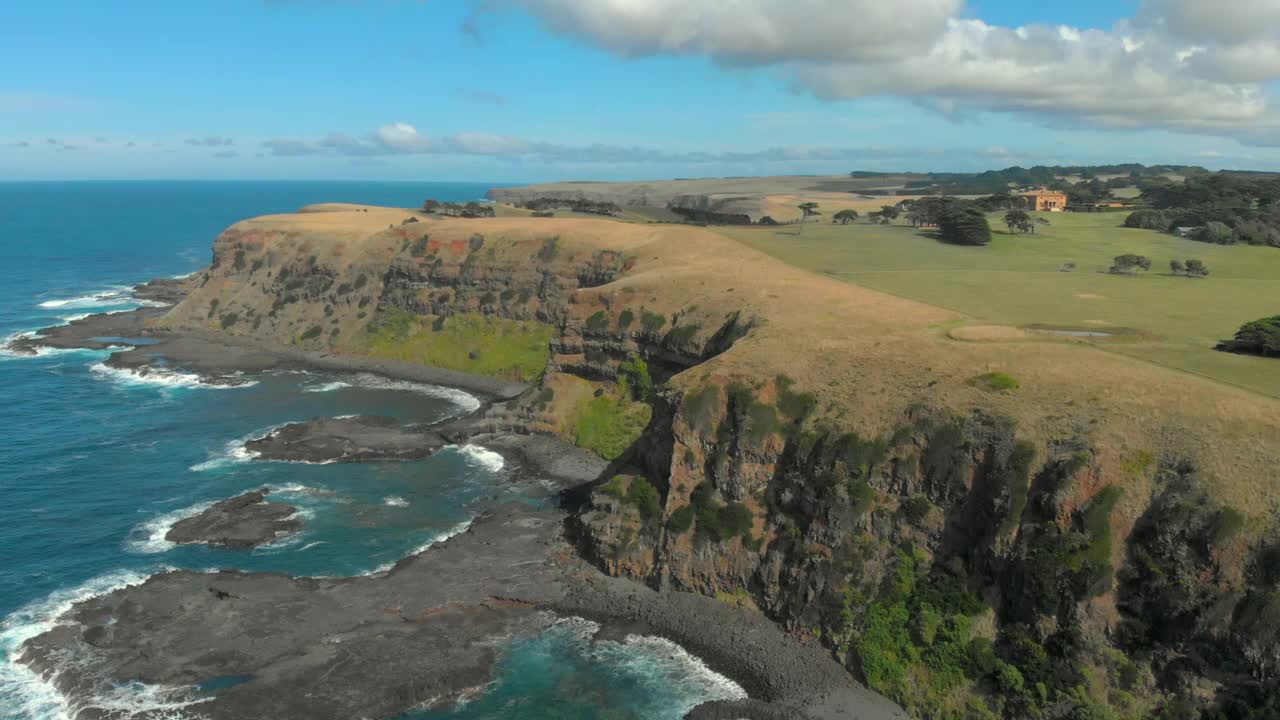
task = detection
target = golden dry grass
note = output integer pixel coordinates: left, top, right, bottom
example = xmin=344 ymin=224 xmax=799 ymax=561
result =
xmin=199 ymin=206 xmax=1280 ymax=516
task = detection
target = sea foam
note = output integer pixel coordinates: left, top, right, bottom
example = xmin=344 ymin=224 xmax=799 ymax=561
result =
xmin=449 ymin=444 xmax=506 ymax=472
xmin=36 ymin=287 xmax=136 ymax=310
xmin=348 ymin=373 xmax=481 ymax=413
xmin=90 ymin=363 xmax=258 ymax=391
xmin=124 ymin=501 xmax=216 ymax=554
xmin=0 ymin=569 xmax=210 ymax=720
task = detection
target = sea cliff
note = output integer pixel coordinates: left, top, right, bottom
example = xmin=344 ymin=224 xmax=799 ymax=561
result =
xmin=85 ymin=204 xmax=1280 ymax=718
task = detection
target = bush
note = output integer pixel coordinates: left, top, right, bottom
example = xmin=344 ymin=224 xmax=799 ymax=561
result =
xmin=618 ymin=309 xmax=635 ymax=329
xmin=681 ymin=386 xmax=721 ymax=432
xmin=536 ymin=236 xmax=560 ymax=262
xmin=776 ymin=374 xmax=817 ymax=420
xmin=1184 ymin=258 xmax=1209 ymax=277
xmin=585 ymin=310 xmax=610 ymax=332
xmin=899 ymin=495 xmax=933 ymax=523
xmin=1195 ymin=221 xmax=1235 ymax=245
xmin=968 ymin=372 xmax=1019 ymax=392
xmin=626 ymin=477 xmax=662 ymax=522
xmin=617 ymin=354 xmax=654 ymax=401
xmin=301 ymin=325 xmax=323 ymax=341
xmin=640 ymin=309 xmax=666 ymax=334
xmin=1124 ymin=209 xmax=1171 ymax=230
xmin=1110 ymin=254 xmax=1152 ymax=274
xmin=668 ymin=505 xmax=695 ymax=534
xmin=1217 ymin=315 xmax=1280 ymax=357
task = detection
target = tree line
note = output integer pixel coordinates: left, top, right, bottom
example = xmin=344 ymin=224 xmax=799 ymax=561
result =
xmin=1124 ymin=173 xmax=1280 ymax=247
xmin=421 ymin=199 xmax=496 ymax=218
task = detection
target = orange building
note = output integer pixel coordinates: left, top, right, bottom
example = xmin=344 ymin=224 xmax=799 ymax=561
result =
xmin=1019 ymin=188 xmax=1068 ymax=211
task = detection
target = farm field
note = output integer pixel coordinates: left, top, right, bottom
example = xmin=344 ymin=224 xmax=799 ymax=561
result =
xmin=717 ymin=211 xmax=1280 ymax=397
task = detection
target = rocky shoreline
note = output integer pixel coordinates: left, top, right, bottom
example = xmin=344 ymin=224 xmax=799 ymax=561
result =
xmin=7 ymin=277 xmax=907 ymax=720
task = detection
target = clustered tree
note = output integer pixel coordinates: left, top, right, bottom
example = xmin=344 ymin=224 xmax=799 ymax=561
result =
xmin=939 ymin=207 xmax=993 ymax=246
xmin=438 ymin=202 xmax=495 ymax=218
xmin=1124 ymin=173 xmax=1280 ymax=247
xmin=833 ymin=209 xmax=860 ymax=225
xmin=1217 ymin=315 xmax=1280 ymax=357
xmin=798 ymin=202 xmax=821 ymax=219
xmin=421 ymin=198 xmax=441 ymax=213
xmin=518 ymin=198 xmax=621 ymax=216
xmin=1110 ymin=254 xmax=1152 ymax=274
xmin=1003 ymin=210 xmax=1033 ymax=234
xmin=1170 ymin=258 xmax=1209 ymax=277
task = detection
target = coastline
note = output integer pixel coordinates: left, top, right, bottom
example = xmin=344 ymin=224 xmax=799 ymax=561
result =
xmin=3 ymin=276 xmax=906 ymax=720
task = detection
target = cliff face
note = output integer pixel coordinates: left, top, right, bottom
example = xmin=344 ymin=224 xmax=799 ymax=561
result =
xmin=168 ymin=205 xmax=1280 ymax=720
xmin=577 ymin=385 xmax=1280 ymax=720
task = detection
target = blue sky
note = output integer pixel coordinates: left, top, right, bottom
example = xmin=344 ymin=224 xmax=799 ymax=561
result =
xmin=3 ymin=0 xmax=1279 ymax=181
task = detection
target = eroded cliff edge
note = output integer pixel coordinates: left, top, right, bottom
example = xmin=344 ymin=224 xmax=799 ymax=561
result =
xmin=139 ymin=204 xmax=1280 ymax=718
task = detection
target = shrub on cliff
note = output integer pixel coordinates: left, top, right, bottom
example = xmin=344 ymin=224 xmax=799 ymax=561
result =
xmin=617 ymin=354 xmax=653 ymax=401
xmin=626 ymin=477 xmax=662 ymax=523
xmin=667 ymin=505 xmax=694 ymax=534
xmin=640 ymin=309 xmax=666 ymax=335
xmin=585 ymin=310 xmax=610 ymax=333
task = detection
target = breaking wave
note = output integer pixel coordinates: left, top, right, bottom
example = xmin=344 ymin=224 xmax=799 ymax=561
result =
xmin=449 ymin=444 xmax=505 ymax=472
xmin=90 ymin=363 xmax=258 ymax=391
xmin=0 ymin=569 xmax=211 ymax=720
xmin=124 ymin=501 xmax=216 ymax=554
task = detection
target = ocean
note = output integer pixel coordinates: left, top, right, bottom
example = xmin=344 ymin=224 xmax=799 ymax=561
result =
xmin=0 ymin=182 xmax=744 ymax=719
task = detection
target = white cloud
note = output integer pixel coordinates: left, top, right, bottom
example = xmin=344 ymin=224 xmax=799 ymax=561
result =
xmin=500 ymin=0 xmax=1280 ymax=144
xmin=374 ymin=122 xmax=432 ymax=153
xmin=512 ymin=0 xmax=961 ymax=65
xmin=1138 ymin=0 xmax=1280 ymax=44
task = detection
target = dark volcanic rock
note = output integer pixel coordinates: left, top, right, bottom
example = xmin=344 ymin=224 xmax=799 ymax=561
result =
xmin=165 ymin=490 xmax=301 ymax=549
xmin=244 ymin=416 xmax=444 ymax=463
xmin=132 ymin=276 xmax=195 ymax=305
xmin=5 ymin=307 xmax=167 ymax=355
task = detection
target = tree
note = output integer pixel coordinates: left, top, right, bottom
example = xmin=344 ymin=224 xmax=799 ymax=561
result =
xmin=421 ymin=199 xmax=441 ymax=213
xmin=1170 ymin=259 xmax=1186 ymax=275
xmin=798 ymin=202 xmax=820 ymax=219
xmin=833 ymin=209 xmax=859 ymax=225
xmin=1004 ymin=210 xmax=1032 ymax=234
xmin=939 ymin=208 xmax=992 ymax=246
xmin=1110 ymin=254 xmax=1152 ymax=274
xmin=879 ymin=205 xmax=901 ymax=221
xmin=1196 ymin=221 xmax=1235 ymax=245
xmin=461 ymin=202 xmax=495 ymax=218
xmin=1184 ymin=258 xmax=1209 ymax=277
xmin=1217 ymin=316 xmax=1280 ymax=357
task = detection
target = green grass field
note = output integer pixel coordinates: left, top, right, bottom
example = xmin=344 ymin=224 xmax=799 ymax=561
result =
xmin=719 ymin=212 xmax=1280 ymax=398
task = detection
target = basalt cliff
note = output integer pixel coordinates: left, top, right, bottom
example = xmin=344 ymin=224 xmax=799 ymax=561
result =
xmin=160 ymin=203 xmax=1280 ymax=720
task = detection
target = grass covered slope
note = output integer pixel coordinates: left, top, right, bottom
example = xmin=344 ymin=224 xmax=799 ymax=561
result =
xmin=719 ymin=211 xmax=1280 ymax=398
xmin=364 ymin=308 xmax=554 ymax=383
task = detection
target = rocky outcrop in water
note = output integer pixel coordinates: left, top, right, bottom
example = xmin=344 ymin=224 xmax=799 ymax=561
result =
xmin=244 ymin=416 xmax=445 ymax=464
xmin=166 ymin=490 xmax=300 ymax=549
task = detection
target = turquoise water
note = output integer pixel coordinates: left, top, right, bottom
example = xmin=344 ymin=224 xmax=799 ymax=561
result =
xmin=0 ymin=182 xmax=743 ymax=719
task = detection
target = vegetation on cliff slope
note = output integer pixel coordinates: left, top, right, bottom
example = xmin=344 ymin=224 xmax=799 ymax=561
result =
xmin=363 ymin=307 xmax=553 ymax=383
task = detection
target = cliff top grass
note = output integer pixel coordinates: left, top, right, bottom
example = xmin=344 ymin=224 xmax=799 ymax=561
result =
xmin=720 ymin=211 xmax=1280 ymax=399
xmin=176 ymin=204 xmax=1280 ymax=515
